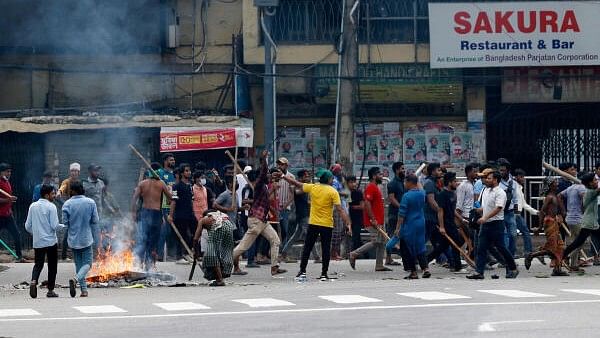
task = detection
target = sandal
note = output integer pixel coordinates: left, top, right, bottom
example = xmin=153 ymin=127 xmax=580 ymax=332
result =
xmin=232 ymin=270 xmax=248 ymax=276
xmin=422 ymin=271 xmax=431 ymax=278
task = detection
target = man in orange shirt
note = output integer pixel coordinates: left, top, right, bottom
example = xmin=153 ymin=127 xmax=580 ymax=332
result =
xmin=349 ymin=167 xmax=391 ymax=272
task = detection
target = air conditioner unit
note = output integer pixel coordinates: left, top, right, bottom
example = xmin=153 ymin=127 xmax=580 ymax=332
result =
xmin=254 ymin=0 xmax=279 ymax=7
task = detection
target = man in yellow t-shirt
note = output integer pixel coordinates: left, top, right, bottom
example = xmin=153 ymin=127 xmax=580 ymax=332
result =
xmin=281 ymin=168 xmax=351 ymax=281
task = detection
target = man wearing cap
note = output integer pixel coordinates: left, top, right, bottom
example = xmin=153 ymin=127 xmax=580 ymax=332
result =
xmin=33 ymin=171 xmax=57 ymax=203
xmin=0 ymin=163 xmax=24 ymax=262
xmin=58 ymin=163 xmax=81 ymax=200
xmin=83 ymin=164 xmax=107 ymax=253
xmin=276 ymin=157 xmax=295 ymax=261
xmin=282 ymin=168 xmax=352 ymax=281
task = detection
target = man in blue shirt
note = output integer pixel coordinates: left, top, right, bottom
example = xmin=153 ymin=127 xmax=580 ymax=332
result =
xmin=32 ymin=171 xmax=57 ymax=203
xmin=498 ymin=158 xmax=520 ymax=257
xmin=62 ymin=181 xmax=99 ymax=298
xmin=25 ymin=184 xmax=62 ymax=298
xmin=157 ymin=153 xmax=176 ymax=261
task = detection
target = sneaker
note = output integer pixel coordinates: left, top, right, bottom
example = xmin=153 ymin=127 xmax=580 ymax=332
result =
xmin=46 ymin=290 xmax=59 ymax=298
xmin=80 ymin=291 xmax=88 ymax=297
xmin=551 ymin=270 xmax=569 ymax=276
xmin=452 ymin=268 xmax=469 ymax=274
xmin=319 ymin=274 xmax=329 ymax=282
xmin=175 ymin=258 xmax=190 ymax=265
xmin=245 ymin=262 xmax=260 ymax=268
xmin=294 ymin=272 xmax=307 ymax=282
xmin=29 ymin=281 xmax=37 ymax=299
xmin=422 ymin=271 xmax=431 ymax=278
xmin=69 ymin=279 xmax=77 ymax=298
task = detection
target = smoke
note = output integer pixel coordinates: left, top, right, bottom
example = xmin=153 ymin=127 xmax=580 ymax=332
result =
xmin=2 ymin=0 xmax=163 ymax=54
xmin=1 ymin=0 xmax=170 ymax=108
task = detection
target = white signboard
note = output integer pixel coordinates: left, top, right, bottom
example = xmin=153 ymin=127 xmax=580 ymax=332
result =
xmin=429 ymin=2 xmax=600 ymax=68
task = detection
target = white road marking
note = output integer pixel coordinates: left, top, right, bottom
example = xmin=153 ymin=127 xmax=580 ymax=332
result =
xmin=232 ymin=298 xmax=295 ymax=308
xmin=0 ymin=309 xmax=40 ymax=317
xmin=73 ymin=305 xmax=128 ymax=314
xmin=562 ymin=289 xmax=600 ymax=296
xmin=153 ymin=302 xmax=211 ymax=311
xmin=477 ymin=320 xmax=544 ymax=332
xmin=478 ymin=290 xmax=555 ymax=298
xmin=2 ymin=299 xmax=599 ymax=322
xmin=397 ymin=291 xmax=471 ymax=301
xmin=318 ymin=295 xmax=383 ymax=304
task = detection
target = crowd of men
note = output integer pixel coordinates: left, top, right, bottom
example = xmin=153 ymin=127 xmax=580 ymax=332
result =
xmin=4 ymin=152 xmax=600 ymax=297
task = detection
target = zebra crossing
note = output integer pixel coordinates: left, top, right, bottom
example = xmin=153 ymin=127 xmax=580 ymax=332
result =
xmin=2 ymin=289 xmax=600 ymax=318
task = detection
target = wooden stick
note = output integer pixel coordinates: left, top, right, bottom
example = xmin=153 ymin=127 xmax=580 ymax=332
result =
xmin=542 ymin=162 xmax=581 ymax=184
xmin=414 ymin=163 xmax=427 ymax=177
xmin=128 ymin=144 xmax=159 ymax=179
xmin=438 ymin=227 xmax=476 ymax=268
xmin=225 ymin=150 xmax=254 ymax=190
xmin=560 ymin=221 xmax=571 ymax=237
xmin=128 ymin=144 xmax=193 ymax=258
xmin=231 ymin=147 xmax=238 ymax=209
xmin=0 ymin=188 xmax=13 ymax=199
xmin=375 ymin=226 xmax=391 ymax=242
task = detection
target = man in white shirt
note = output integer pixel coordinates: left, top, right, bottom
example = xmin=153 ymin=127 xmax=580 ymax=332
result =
xmin=25 ymin=184 xmax=62 ymax=298
xmin=467 ymin=169 xmax=518 ymax=280
xmin=456 ymin=163 xmax=479 ymax=220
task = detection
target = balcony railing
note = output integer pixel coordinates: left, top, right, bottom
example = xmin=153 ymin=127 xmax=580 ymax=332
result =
xmin=269 ymin=0 xmax=430 ymax=45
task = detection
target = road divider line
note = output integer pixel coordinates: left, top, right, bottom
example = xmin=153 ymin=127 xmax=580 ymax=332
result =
xmin=2 ymin=299 xmax=600 ymax=322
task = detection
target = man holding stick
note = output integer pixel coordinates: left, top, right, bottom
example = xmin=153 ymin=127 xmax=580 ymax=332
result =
xmin=0 ymin=163 xmax=24 ymax=262
xmin=232 ymin=150 xmax=287 ymax=277
xmin=348 ymin=167 xmax=391 ymax=272
xmin=524 ymin=177 xmax=568 ymax=276
xmin=169 ymin=163 xmax=197 ymax=264
xmin=132 ymin=169 xmax=172 ymax=270
xmin=426 ymin=172 xmax=468 ymax=273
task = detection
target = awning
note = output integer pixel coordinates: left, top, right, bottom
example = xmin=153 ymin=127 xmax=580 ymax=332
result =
xmin=160 ymin=126 xmax=254 ymax=152
xmin=0 ymin=115 xmax=253 ymax=134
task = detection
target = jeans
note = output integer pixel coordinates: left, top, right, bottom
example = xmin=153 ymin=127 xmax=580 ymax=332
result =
xmin=300 ymin=224 xmax=333 ymax=275
xmin=140 ymin=209 xmax=163 ymax=269
xmin=278 ymin=209 xmax=290 ymax=252
xmin=515 ymin=213 xmax=533 ymax=254
xmin=157 ymin=209 xmax=171 ymax=259
xmin=73 ymin=246 xmax=93 ymax=292
xmin=475 ymin=220 xmax=517 ymax=275
xmin=0 ymin=216 xmax=22 ymax=258
xmin=504 ymin=210 xmax=517 ymax=256
xmin=32 ymin=244 xmax=58 ymax=290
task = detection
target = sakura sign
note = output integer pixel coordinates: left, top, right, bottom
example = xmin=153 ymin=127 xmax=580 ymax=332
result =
xmin=429 ymin=2 xmax=600 ymax=68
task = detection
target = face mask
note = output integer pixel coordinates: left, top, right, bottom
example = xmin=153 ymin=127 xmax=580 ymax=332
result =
xmin=200 ymin=178 xmax=207 ymax=186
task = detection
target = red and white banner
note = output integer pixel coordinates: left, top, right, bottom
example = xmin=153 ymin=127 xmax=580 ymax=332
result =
xmin=429 ymin=2 xmax=600 ymax=68
xmin=160 ymin=127 xmax=253 ymax=152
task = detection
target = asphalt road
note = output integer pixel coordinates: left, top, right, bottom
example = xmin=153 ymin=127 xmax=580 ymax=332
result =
xmin=1 ymin=259 xmax=600 ymax=338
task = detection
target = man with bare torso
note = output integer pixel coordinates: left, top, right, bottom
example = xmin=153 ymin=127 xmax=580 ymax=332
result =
xmin=525 ymin=177 xmax=568 ymax=276
xmin=132 ymin=171 xmax=172 ymax=270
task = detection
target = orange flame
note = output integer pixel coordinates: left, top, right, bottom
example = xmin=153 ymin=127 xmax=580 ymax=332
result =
xmin=88 ymin=242 xmax=137 ymax=282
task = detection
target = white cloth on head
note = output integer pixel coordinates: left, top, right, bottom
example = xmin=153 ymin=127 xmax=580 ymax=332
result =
xmin=69 ymin=163 xmax=81 ymax=171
